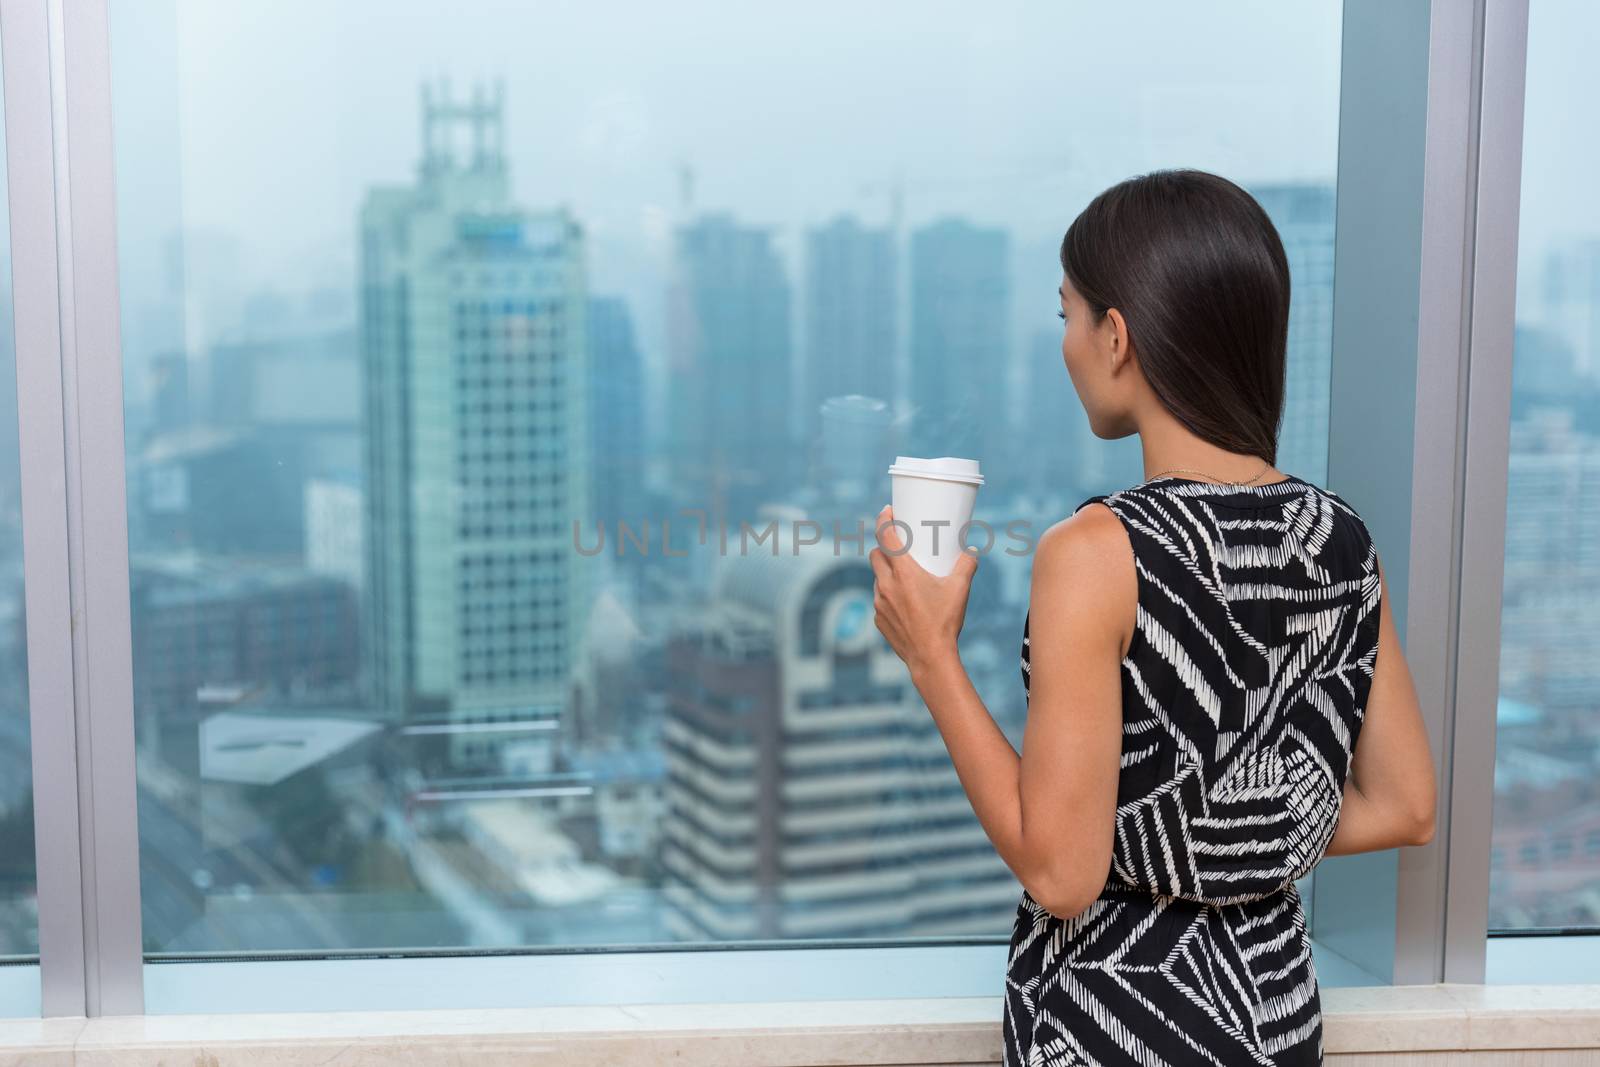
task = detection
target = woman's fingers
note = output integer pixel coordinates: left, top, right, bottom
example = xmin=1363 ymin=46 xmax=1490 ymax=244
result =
xmin=875 ymin=504 xmax=906 ymax=554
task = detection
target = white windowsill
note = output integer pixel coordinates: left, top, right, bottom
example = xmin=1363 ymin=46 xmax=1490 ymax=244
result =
xmin=0 ymin=985 xmax=1594 ymax=1064
xmin=130 ymin=938 xmax=1400 ymax=1017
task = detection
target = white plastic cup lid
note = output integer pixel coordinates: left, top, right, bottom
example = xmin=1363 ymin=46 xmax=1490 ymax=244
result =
xmin=887 ymin=455 xmax=984 ymax=485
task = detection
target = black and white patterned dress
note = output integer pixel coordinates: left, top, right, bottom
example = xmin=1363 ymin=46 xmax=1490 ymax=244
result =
xmin=1005 ymin=474 xmax=1381 ymax=1067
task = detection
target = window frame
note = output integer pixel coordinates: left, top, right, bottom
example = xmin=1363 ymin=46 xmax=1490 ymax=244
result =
xmin=3 ymin=0 xmax=145 ymax=1016
xmin=0 ymin=0 xmax=1568 ymax=1018
xmin=1311 ymin=0 xmax=1530 ymax=986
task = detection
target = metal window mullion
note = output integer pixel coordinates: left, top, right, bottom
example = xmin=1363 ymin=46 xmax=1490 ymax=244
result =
xmin=2 ymin=0 xmax=87 ymax=1019
xmin=1440 ymin=0 xmax=1529 ymax=985
xmin=1320 ymin=0 xmax=1474 ymax=986
xmin=1385 ymin=0 xmax=1488 ymax=987
xmin=51 ymin=0 xmax=143 ymax=1016
xmin=1385 ymin=0 xmax=1531 ymax=985
xmin=1321 ymin=0 xmax=1532 ymax=986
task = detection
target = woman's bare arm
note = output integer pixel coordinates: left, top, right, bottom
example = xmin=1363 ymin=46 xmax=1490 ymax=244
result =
xmin=1007 ymin=504 xmax=1131 ymax=917
xmin=1324 ymin=556 xmax=1438 ymax=856
xmin=880 ymin=503 xmax=1129 ymax=923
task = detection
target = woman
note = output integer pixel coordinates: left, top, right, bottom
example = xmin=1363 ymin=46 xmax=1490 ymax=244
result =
xmin=869 ymin=169 xmax=1437 ymax=1066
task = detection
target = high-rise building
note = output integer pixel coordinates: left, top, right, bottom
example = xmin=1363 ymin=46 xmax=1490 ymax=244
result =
xmin=803 ymin=218 xmax=895 ymax=443
xmin=1018 ymin=321 xmax=1144 ymax=501
xmin=1511 ymin=324 xmax=1584 ymax=412
xmin=1499 ymin=408 xmax=1600 ymax=711
xmin=908 ymin=219 xmax=1010 ymax=464
xmin=1252 ymin=183 xmax=1336 ymax=483
xmin=305 ymin=476 xmax=364 ymax=591
xmin=587 ymin=297 xmax=646 ymax=532
xmin=1491 ymin=407 xmax=1600 ymax=928
xmin=1539 ymin=241 xmax=1600 ymax=379
xmin=360 ymin=82 xmax=589 ymax=772
xmin=660 ymin=529 xmax=1020 ymax=940
xmin=666 ymin=214 xmax=794 ymax=523
xmin=811 ymin=394 xmax=895 ymax=509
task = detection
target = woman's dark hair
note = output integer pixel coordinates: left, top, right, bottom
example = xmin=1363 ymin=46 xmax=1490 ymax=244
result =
xmin=1060 ymin=169 xmax=1290 ymax=464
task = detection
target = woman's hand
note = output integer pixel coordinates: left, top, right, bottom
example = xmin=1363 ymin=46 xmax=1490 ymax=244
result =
xmin=869 ymin=504 xmax=978 ymax=680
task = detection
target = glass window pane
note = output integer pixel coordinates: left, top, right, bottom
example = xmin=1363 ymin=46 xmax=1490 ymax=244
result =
xmin=109 ymin=0 xmax=1340 ymax=973
xmin=1491 ymin=0 xmax=1600 ymax=942
xmin=0 ymin=47 xmax=43 ymax=1000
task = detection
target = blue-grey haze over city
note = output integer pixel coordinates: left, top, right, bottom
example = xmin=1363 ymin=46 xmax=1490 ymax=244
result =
xmin=0 ymin=0 xmax=1592 ymax=958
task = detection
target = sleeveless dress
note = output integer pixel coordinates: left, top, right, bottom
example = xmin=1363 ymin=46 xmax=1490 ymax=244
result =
xmin=1003 ymin=474 xmax=1381 ymax=1067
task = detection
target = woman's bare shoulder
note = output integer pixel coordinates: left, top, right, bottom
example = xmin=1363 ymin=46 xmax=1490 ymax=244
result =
xmin=1031 ymin=504 xmax=1137 ymax=653
xmin=1036 ymin=501 xmax=1130 ymax=571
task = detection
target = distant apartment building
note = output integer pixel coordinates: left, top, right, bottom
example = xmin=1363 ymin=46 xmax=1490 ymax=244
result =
xmin=129 ymin=557 xmax=360 ymax=773
xmin=660 ymin=528 xmax=1020 ymax=940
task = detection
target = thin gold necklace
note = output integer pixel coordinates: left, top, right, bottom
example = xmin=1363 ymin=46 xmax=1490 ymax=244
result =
xmin=1145 ymin=460 xmax=1274 ymax=487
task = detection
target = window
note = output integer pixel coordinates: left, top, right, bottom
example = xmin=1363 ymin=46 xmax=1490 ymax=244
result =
xmin=105 ymin=1 xmax=1343 ymax=996
xmin=0 ymin=47 xmax=40 ymax=1011
xmin=0 ymin=0 xmax=1570 ymax=1023
xmin=1490 ymin=0 xmax=1600 ymax=939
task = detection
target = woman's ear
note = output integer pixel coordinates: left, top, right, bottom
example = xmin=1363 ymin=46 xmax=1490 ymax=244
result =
xmin=1105 ymin=307 xmax=1132 ymax=372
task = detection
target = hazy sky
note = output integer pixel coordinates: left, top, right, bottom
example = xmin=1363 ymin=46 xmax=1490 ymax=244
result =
xmin=1518 ymin=0 xmax=1600 ymax=278
xmin=160 ymin=0 xmax=1341 ymax=237
xmin=101 ymin=0 xmax=1597 ymax=402
xmin=109 ymin=1 xmax=1339 ymax=331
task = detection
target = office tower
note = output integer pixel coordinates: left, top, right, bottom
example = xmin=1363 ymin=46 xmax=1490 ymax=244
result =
xmin=666 ymin=214 xmax=794 ymax=523
xmin=1021 ymin=326 xmax=1081 ymax=492
xmin=908 ymin=220 xmax=1011 ymax=465
xmin=813 ymin=394 xmax=894 ymax=507
xmin=803 ymin=218 xmax=896 ymax=443
xmin=1492 ymin=408 xmax=1600 ymax=926
xmin=1499 ymin=409 xmax=1600 ymax=711
xmin=1539 ymin=241 xmax=1600 ymax=378
xmin=1511 ymin=324 xmax=1583 ymax=412
xmin=1018 ymin=325 xmax=1141 ymax=500
xmin=148 ymin=351 xmax=190 ymax=429
xmin=1252 ymin=183 xmax=1336 ymax=483
xmin=305 ymin=476 xmax=364 ymax=590
xmin=567 ymin=587 xmax=645 ymax=749
xmin=660 ymin=532 xmax=1020 ymax=941
xmin=360 ymin=82 xmax=589 ymax=772
xmin=587 ymin=297 xmax=646 ymax=532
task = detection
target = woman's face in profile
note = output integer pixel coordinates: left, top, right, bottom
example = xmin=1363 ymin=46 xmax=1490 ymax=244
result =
xmin=1059 ymin=274 xmax=1109 ymax=435
xmin=1058 ymin=273 xmax=1137 ymax=440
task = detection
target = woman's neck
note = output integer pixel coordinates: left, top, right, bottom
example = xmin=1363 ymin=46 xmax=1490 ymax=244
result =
xmin=1137 ymin=422 xmax=1278 ymax=484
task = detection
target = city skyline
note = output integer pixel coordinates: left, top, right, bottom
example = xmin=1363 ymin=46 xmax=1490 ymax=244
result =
xmin=0 ymin=1 xmax=1586 ymax=960
xmin=90 ymin=81 xmax=1376 ymax=957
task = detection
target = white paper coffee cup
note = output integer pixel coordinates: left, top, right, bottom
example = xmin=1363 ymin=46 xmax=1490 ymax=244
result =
xmin=887 ymin=456 xmax=984 ymax=577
